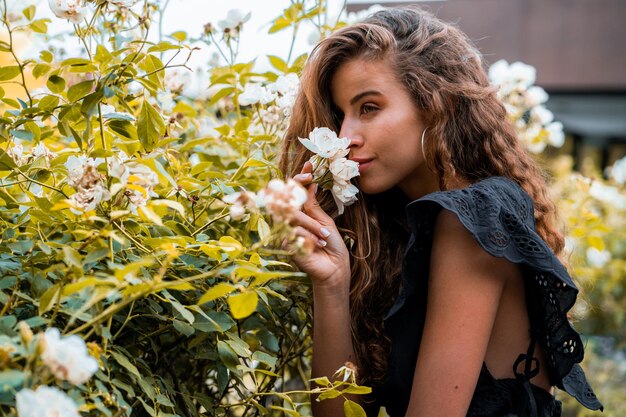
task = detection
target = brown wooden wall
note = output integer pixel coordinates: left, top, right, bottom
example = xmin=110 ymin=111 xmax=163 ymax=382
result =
xmin=347 ymin=0 xmax=626 ymax=91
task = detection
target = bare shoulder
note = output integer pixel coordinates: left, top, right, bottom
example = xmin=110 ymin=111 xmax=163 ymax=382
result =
xmin=430 ymin=209 xmax=519 ymax=284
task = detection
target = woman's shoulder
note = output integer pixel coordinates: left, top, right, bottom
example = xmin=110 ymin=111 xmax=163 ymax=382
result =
xmin=398 ymin=176 xmax=604 ymax=412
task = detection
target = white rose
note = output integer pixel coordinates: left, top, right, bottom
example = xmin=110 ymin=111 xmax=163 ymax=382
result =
xmin=545 ymin=121 xmax=565 ymax=147
xmin=218 ymin=9 xmax=251 ymax=32
xmin=48 ymin=0 xmax=88 ymax=24
xmin=331 ymin=181 xmax=359 ymax=215
xmin=239 ymin=84 xmax=276 ymax=106
xmin=525 ymin=86 xmax=548 ymax=107
xmin=531 ymin=105 xmax=554 ymax=125
xmin=329 ymin=158 xmax=360 ymax=182
xmin=509 ymin=61 xmax=536 ymax=88
xmin=258 ymin=179 xmax=307 ymax=222
xmin=41 ymin=328 xmax=99 ymax=385
xmin=16 ymin=386 xmax=80 ymax=417
xmin=298 ymin=127 xmax=350 ymax=159
xmin=609 ymin=156 xmax=626 ymax=185
xmin=270 ymin=73 xmax=300 ymax=96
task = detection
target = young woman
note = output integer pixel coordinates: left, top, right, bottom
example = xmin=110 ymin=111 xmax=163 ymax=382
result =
xmin=279 ymin=7 xmax=603 ymax=417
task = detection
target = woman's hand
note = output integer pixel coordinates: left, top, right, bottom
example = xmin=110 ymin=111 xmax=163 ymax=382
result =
xmin=289 ymin=161 xmax=351 ymax=290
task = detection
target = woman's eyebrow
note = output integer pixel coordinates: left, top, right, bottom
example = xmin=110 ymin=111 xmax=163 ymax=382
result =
xmin=350 ymin=90 xmax=383 ymax=106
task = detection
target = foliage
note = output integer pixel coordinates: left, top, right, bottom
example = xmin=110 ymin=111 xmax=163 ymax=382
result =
xmin=0 ymin=0 xmax=624 ymax=416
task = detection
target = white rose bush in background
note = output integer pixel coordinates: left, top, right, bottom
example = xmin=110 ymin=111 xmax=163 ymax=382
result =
xmin=0 ymin=1 xmax=624 ymax=416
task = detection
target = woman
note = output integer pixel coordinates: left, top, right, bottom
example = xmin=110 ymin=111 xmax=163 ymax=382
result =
xmin=279 ymin=7 xmax=603 ymax=417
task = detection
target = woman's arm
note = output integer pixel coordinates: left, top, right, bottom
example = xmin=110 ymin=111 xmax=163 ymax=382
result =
xmin=405 ymin=210 xmax=514 ymax=417
xmin=290 ymin=164 xmax=355 ymax=417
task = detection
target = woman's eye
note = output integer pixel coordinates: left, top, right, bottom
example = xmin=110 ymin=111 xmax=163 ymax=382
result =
xmin=361 ymin=104 xmax=378 ymax=115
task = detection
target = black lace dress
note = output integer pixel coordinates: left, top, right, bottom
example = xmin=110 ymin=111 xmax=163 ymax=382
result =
xmin=370 ymin=177 xmax=603 ymax=417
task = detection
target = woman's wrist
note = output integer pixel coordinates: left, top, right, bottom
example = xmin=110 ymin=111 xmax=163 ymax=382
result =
xmin=312 ymin=271 xmax=351 ymax=299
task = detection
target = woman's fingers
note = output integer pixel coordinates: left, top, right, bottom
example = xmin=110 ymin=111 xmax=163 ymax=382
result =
xmin=290 ymin=210 xmax=332 ymax=241
xmin=293 ymin=226 xmax=328 ymax=249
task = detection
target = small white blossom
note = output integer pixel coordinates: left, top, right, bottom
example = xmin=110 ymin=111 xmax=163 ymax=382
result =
xmin=260 ymin=105 xmax=283 ymax=125
xmin=218 ymin=9 xmax=251 ymax=32
xmin=108 ymin=0 xmax=136 ymax=7
xmin=157 ymin=91 xmax=175 ymax=113
xmin=589 ymin=181 xmax=626 ymax=209
xmin=530 ymin=105 xmax=554 ymax=125
xmin=332 ymin=181 xmax=359 ymax=215
xmin=586 ymin=247 xmax=611 ymax=268
xmin=257 ymin=179 xmax=307 ymax=222
xmin=545 ymin=121 xmax=565 ymax=147
xmin=223 ymin=190 xmax=257 ymax=220
xmin=609 ymin=156 xmax=626 ymax=185
xmin=16 ymin=386 xmax=80 ymax=417
xmin=299 ymin=127 xmax=350 ymax=159
xmin=48 ymin=0 xmax=88 ymax=24
xmin=239 ymin=84 xmax=276 ymax=106
xmin=526 ymin=86 xmax=548 ymax=107
xmin=31 ymin=143 xmax=57 ymax=163
xmin=41 ymin=328 xmax=99 ymax=385
xmin=8 ymin=143 xmax=27 ymax=165
xmin=270 ymin=73 xmax=300 ymax=96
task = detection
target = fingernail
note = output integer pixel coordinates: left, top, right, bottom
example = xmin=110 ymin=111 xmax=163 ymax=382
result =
xmin=320 ymin=227 xmax=331 ymax=238
xmin=317 ymin=239 xmax=327 ymax=247
xmin=313 ymin=183 xmax=318 ymax=194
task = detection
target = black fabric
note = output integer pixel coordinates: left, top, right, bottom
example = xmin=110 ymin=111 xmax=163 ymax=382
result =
xmin=372 ymin=177 xmax=603 ymax=417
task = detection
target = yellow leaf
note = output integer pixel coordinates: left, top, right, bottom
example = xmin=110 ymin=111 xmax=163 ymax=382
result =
xmin=344 ymin=399 xmax=366 ymax=417
xmin=257 ymin=217 xmax=270 ymax=241
xmin=587 ymin=236 xmax=605 ymax=251
xmin=138 ymin=205 xmax=163 ymax=226
xmin=151 ymin=199 xmax=185 ymax=216
xmin=227 ymin=291 xmax=258 ymax=319
xmin=198 ymin=283 xmax=236 ymax=305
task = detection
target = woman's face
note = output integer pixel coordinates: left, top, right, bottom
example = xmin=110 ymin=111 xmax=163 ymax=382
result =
xmin=330 ymin=58 xmax=439 ymax=199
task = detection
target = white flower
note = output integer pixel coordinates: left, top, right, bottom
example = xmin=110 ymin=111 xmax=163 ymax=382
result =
xmin=260 ymin=105 xmax=283 ymax=125
xmin=16 ymin=386 xmax=80 ymax=417
xmin=298 ymin=127 xmax=350 ymax=159
xmin=218 ymin=9 xmax=251 ymax=32
xmin=270 ymin=73 xmax=300 ymax=96
xmin=48 ymin=0 xmax=88 ymax=24
xmin=31 ymin=143 xmax=57 ymax=162
xmin=164 ymin=70 xmax=190 ymax=95
xmin=509 ymin=61 xmax=536 ymax=88
xmin=8 ymin=143 xmax=27 ymax=165
xmin=126 ymin=163 xmax=159 ymax=195
xmin=239 ymin=84 xmax=276 ymax=106
xmin=526 ymin=86 xmax=548 ymax=107
xmin=157 ymin=91 xmax=175 ymax=113
xmin=41 ymin=328 xmax=99 ymax=385
xmin=545 ymin=121 xmax=565 ymax=147
xmin=586 ymin=247 xmax=611 ymax=268
xmin=69 ymin=183 xmax=111 ymax=214
xmin=329 ymin=158 xmax=360 ymax=183
xmin=609 ymin=156 xmax=626 ymax=185
xmin=223 ymin=190 xmax=257 ymax=220
xmin=65 ymin=155 xmax=98 ymax=186
xmin=332 ymin=181 xmax=359 ymax=215
xmin=257 ymin=179 xmax=307 ymax=222
xmin=530 ymin=105 xmax=554 ymax=125
xmin=589 ymin=181 xmax=626 ymax=209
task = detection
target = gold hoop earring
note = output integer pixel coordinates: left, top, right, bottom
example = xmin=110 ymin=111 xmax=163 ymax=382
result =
xmin=421 ymin=127 xmax=428 ymax=160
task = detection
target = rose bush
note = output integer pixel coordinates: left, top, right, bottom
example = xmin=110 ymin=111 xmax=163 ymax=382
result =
xmin=0 ymin=1 xmax=623 ymax=416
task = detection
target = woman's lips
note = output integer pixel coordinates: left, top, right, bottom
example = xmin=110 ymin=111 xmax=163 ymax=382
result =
xmin=351 ymin=158 xmax=374 ymax=173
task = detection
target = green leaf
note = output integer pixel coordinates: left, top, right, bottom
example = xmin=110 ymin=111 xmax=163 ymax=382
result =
xmin=0 ymin=66 xmax=21 ymax=82
xmin=268 ymin=55 xmax=289 ymax=73
xmin=110 ymin=350 xmax=141 ymax=378
xmin=80 ymin=90 xmax=104 ymax=115
xmin=23 ymin=5 xmax=36 ymax=20
xmin=62 ymin=246 xmax=82 ymax=268
xmin=210 ymin=86 xmax=235 ymax=106
xmin=39 ymin=284 xmax=61 ymax=315
xmin=67 ymin=79 xmax=95 ymax=103
xmin=9 ymin=129 xmax=33 ymax=141
xmin=251 ymin=351 xmax=277 ymax=368
xmin=0 ymin=370 xmax=25 ymax=392
xmin=257 ymin=217 xmax=270 ymax=241
xmin=217 ymin=340 xmax=240 ymax=370
xmin=171 ymin=31 xmax=187 ymax=42
xmin=33 ymin=63 xmax=51 ymax=79
xmin=29 ymin=19 xmax=49 ymax=34
xmin=198 ymin=282 xmax=236 ymax=305
xmin=38 ymin=94 xmax=59 ymax=111
xmin=46 ymin=74 xmax=66 ymax=94
xmin=227 ymin=291 xmax=258 ymax=320
xmin=344 ymin=400 xmax=367 ymax=417
xmin=137 ymin=100 xmax=165 ymax=152
xmin=40 ymin=50 xmax=53 ymax=63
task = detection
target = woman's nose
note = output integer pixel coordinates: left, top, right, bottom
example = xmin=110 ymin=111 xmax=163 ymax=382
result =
xmin=339 ymin=123 xmax=363 ymax=148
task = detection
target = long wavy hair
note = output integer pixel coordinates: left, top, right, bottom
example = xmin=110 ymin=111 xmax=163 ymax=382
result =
xmin=278 ymin=6 xmax=564 ymax=385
